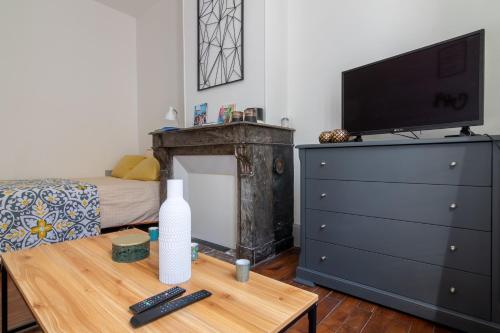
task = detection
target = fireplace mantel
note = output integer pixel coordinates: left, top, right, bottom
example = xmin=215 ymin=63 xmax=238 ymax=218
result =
xmin=151 ymin=122 xmax=294 ymax=264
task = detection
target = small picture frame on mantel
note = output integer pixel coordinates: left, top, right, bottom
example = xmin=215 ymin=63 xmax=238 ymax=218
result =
xmin=197 ymin=0 xmax=244 ymax=91
xmin=194 ymin=103 xmax=208 ymax=126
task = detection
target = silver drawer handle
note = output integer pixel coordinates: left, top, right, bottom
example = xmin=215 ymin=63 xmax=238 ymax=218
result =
xmin=449 ymin=287 xmax=456 ymax=294
xmin=450 ymin=203 xmax=457 ymax=210
xmin=320 ymin=256 xmax=327 ymax=261
xmin=449 ymin=245 xmax=457 ymax=252
xmin=450 ymin=161 xmax=457 ymax=168
xmin=320 ymin=224 xmax=326 ymax=230
xmin=320 ymin=161 xmax=327 ymax=167
xmin=320 ymin=193 xmax=327 ymax=198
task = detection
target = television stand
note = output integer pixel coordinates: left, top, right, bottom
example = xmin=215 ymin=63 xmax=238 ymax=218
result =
xmin=445 ymin=126 xmax=477 ymax=138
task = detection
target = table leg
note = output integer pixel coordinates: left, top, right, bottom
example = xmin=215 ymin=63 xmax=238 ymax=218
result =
xmin=2 ymin=263 xmax=7 ymax=333
xmin=308 ymin=303 xmax=317 ymax=333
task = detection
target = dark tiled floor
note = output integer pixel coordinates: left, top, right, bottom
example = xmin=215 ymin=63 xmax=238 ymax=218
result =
xmin=252 ymin=247 xmax=459 ymax=333
xmin=197 ymin=241 xmax=236 ymax=263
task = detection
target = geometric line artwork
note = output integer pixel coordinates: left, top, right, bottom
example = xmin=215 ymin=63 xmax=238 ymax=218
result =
xmin=198 ymin=0 xmax=244 ymax=90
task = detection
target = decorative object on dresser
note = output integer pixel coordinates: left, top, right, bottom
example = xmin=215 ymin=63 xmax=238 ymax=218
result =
xmin=330 ymin=129 xmax=350 ymax=143
xmin=296 ymin=135 xmax=500 ymax=332
xmin=318 ymin=131 xmax=334 ymax=144
xmin=152 ymin=122 xmax=294 ymax=264
xmin=159 ymin=179 xmax=192 ymax=284
xmin=198 ymin=0 xmax=244 ymax=90
xmin=319 ymin=130 xmax=350 ymax=144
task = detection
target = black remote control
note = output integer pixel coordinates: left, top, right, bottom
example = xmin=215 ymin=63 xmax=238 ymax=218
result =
xmin=129 ymin=286 xmax=186 ymax=314
xmin=130 ymin=290 xmax=212 ymax=328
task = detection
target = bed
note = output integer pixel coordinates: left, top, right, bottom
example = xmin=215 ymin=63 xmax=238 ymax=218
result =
xmin=79 ymin=177 xmax=159 ymax=229
xmin=0 ymin=177 xmax=159 ymax=253
xmin=0 ymin=178 xmax=101 ymax=253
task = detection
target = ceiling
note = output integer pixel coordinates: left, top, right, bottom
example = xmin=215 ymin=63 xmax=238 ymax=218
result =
xmin=93 ymin=0 xmax=160 ymax=18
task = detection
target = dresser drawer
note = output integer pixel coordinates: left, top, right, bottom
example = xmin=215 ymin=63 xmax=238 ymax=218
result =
xmin=306 ymin=210 xmax=491 ymax=275
xmin=306 ymin=240 xmax=491 ymax=320
xmin=306 ymin=143 xmax=491 ymax=186
xmin=305 ymin=180 xmax=491 ymax=231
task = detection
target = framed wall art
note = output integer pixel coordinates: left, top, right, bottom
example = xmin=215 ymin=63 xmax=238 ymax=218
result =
xmin=198 ymin=0 xmax=244 ymax=91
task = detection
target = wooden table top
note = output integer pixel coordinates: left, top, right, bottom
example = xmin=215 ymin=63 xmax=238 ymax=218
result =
xmin=1 ymin=229 xmax=317 ymax=332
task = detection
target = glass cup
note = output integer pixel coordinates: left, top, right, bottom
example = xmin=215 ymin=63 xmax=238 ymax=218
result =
xmin=148 ymin=226 xmax=159 ymax=241
xmin=191 ymin=242 xmax=199 ymax=261
xmin=235 ymin=258 xmax=250 ymax=282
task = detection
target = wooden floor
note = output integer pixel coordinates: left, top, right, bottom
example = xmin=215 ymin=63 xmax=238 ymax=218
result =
xmin=0 ymin=273 xmax=37 ymax=332
xmin=1 ymin=247 xmax=459 ymax=333
xmin=253 ymin=248 xmax=459 ymax=333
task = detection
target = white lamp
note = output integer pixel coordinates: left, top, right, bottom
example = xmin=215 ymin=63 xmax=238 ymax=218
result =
xmin=165 ymin=106 xmax=178 ymax=127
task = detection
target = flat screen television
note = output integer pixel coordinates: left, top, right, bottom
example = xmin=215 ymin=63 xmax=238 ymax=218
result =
xmin=342 ymin=30 xmax=484 ymax=136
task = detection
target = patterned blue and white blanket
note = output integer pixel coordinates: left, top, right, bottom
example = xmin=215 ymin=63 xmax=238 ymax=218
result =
xmin=0 ymin=179 xmax=100 ymax=253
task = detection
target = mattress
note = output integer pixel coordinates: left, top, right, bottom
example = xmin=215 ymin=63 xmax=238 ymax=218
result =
xmin=79 ymin=177 xmax=159 ymax=229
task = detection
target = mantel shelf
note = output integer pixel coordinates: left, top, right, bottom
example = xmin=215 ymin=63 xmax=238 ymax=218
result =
xmin=152 ymin=122 xmax=295 ymax=148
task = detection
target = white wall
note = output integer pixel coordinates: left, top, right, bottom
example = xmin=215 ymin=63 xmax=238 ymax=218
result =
xmin=0 ymin=0 xmax=138 ymax=179
xmin=137 ymin=0 xmax=184 ymax=152
xmin=182 ymin=0 xmax=266 ymax=125
xmin=264 ymin=0 xmax=288 ymax=126
xmin=283 ymin=0 xmax=500 ymax=228
xmin=287 ymin=0 xmax=500 ymax=143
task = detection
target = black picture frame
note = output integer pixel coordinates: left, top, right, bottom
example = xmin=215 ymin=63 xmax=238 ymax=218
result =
xmin=197 ymin=0 xmax=244 ymax=91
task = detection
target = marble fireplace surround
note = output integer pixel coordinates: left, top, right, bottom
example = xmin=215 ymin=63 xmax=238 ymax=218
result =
xmin=152 ymin=122 xmax=294 ymax=264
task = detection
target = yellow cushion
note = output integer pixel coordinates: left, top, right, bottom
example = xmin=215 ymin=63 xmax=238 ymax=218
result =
xmin=124 ymin=157 xmax=160 ymax=181
xmin=111 ymin=155 xmax=147 ymax=178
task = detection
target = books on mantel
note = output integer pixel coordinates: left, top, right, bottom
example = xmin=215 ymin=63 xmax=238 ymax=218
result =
xmin=155 ymin=126 xmax=179 ymax=133
xmin=155 ymin=122 xmax=270 ymax=134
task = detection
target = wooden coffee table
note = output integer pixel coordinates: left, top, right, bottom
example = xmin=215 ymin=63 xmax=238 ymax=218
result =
xmin=1 ymin=229 xmax=317 ymax=332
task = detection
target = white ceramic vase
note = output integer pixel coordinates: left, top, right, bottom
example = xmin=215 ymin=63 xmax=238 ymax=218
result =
xmin=159 ymin=179 xmax=191 ymax=284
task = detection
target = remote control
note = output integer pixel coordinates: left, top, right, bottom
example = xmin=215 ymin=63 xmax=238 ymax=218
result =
xmin=129 ymin=286 xmax=186 ymax=314
xmin=130 ymin=290 xmax=212 ymax=328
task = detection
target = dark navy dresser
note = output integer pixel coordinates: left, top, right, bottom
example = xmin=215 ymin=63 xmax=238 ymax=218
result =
xmin=296 ymin=136 xmax=500 ymax=332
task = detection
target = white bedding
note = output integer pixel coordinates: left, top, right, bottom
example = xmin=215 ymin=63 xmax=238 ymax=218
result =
xmin=79 ymin=177 xmax=159 ymax=229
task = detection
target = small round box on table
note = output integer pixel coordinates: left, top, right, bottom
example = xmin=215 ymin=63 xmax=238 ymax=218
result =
xmin=112 ymin=234 xmax=150 ymax=263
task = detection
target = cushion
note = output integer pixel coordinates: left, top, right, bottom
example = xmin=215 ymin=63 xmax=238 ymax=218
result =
xmin=111 ymin=155 xmax=146 ymax=178
xmin=124 ymin=157 xmax=160 ymax=181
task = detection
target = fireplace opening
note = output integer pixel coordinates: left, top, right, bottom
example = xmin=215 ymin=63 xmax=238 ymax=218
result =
xmin=173 ymin=155 xmax=237 ymax=262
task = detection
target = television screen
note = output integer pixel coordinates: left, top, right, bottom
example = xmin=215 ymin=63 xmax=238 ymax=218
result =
xmin=342 ymin=30 xmax=484 ymax=135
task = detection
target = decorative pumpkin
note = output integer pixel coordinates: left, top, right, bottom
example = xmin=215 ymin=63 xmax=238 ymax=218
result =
xmin=330 ymin=129 xmax=350 ymax=143
xmin=318 ymin=131 xmax=334 ymax=143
